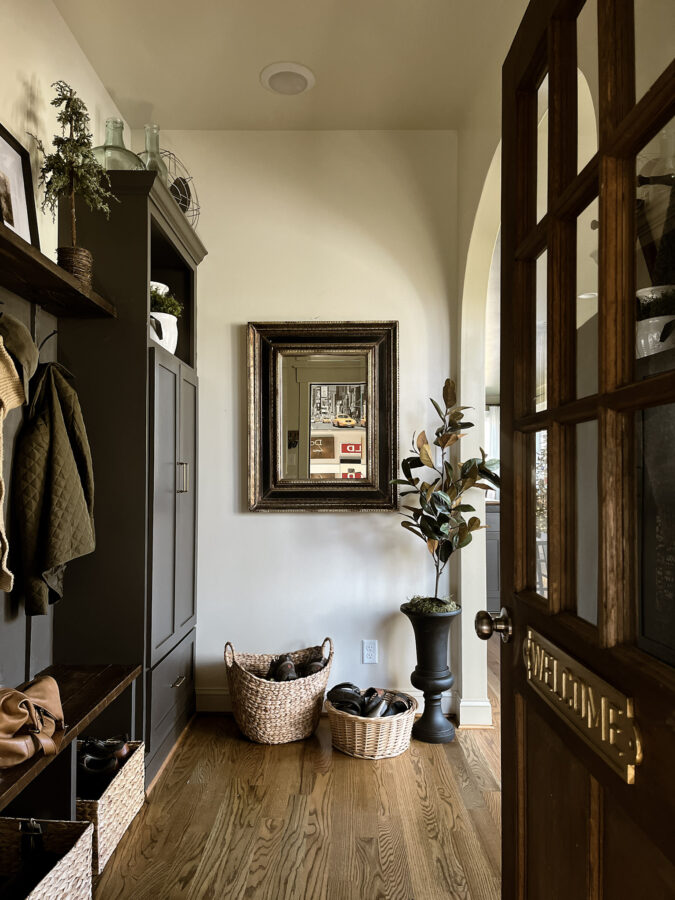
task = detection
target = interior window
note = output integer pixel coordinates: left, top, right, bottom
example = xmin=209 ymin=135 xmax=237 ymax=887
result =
xmin=635 ymin=117 xmax=675 ymax=373
xmin=635 ymin=0 xmax=675 ymax=102
xmin=576 ymin=420 xmax=599 ymax=624
xmin=535 ymin=429 xmax=549 ymax=598
xmin=537 ymin=75 xmax=549 ymax=222
xmin=535 ymin=251 xmax=548 ymax=411
xmin=576 ymin=198 xmax=599 ymax=397
xmin=577 ymin=0 xmax=599 ymax=173
xmin=637 ymin=401 xmax=675 ymax=664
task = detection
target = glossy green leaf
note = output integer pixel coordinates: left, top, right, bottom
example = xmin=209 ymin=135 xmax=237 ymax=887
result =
xmin=430 ymin=397 xmax=445 ymax=421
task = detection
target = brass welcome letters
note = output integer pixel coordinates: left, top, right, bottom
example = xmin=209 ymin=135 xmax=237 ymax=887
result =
xmin=523 ymin=629 xmax=643 ymax=783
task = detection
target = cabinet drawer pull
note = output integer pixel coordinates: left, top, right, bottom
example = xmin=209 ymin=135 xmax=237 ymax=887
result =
xmin=171 ymin=674 xmax=186 ymax=688
xmin=176 ymin=462 xmax=190 ymax=493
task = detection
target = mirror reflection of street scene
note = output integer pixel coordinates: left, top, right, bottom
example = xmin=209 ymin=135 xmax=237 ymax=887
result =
xmin=279 ymin=353 xmax=369 ymax=480
xmin=309 ymin=383 xmax=367 ymax=480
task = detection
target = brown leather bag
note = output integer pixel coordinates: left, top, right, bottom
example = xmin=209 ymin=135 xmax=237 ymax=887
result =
xmin=0 ymin=675 xmax=64 ymax=768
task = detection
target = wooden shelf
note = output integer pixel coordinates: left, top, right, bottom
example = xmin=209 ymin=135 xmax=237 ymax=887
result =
xmin=0 ymin=223 xmax=116 ymax=318
xmin=0 ymin=663 xmax=141 ymax=812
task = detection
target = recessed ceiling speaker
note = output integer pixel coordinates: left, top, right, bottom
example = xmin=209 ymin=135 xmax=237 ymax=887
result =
xmin=260 ymin=62 xmax=316 ymax=95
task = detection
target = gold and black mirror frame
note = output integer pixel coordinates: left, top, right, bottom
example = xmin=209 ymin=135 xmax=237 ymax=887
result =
xmin=247 ymin=321 xmax=398 ymax=511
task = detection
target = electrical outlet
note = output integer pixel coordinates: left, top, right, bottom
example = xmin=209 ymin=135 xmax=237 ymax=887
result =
xmin=362 ymin=639 xmax=378 ymax=664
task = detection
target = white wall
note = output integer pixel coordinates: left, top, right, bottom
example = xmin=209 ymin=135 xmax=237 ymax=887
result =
xmin=159 ymin=129 xmax=464 ymax=711
xmin=0 ymin=0 xmax=125 ymax=258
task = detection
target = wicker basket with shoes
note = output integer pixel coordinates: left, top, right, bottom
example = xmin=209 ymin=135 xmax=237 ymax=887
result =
xmin=224 ymin=638 xmax=333 ymax=744
xmin=326 ymin=689 xmax=417 ymax=759
xmin=76 ymin=740 xmax=145 ymax=874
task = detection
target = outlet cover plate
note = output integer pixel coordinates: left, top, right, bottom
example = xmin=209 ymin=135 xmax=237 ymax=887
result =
xmin=362 ymin=639 xmax=378 ymax=664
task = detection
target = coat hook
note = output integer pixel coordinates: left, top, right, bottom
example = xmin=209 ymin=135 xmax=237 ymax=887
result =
xmin=38 ymin=330 xmax=57 ymax=352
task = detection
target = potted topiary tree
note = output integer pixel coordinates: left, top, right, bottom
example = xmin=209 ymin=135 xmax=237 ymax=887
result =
xmin=394 ymin=378 xmax=500 ymax=743
xmin=149 ymin=282 xmax=183 ymax=354
xmin=31 ymin=80 xmax=115 ymax=287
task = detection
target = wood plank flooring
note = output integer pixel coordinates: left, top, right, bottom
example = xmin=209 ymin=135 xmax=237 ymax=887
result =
xmin=96 ymin=646 xmax=501 ymax=900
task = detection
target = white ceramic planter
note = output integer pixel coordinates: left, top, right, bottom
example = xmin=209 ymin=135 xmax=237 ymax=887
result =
xmin=636 ymin=316 xmax=675 ymax=358
xmin=149 ymin=312 xmax=178 ymax=354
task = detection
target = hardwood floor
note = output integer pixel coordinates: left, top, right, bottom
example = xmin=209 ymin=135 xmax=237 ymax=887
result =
xmin=96 ymin=647 xmax=501 ymax=900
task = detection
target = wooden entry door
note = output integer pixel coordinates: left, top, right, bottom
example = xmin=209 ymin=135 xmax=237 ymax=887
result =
xmin=493 ymin=1 xmax=675 ymax=897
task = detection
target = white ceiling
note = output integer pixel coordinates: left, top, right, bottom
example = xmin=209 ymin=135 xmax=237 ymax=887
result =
xmin=53 ymin=0 xmax=527 ymax=130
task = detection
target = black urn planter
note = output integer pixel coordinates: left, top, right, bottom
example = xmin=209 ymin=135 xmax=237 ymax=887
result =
xmin=401 ymin=603 xmax=461 ymax=743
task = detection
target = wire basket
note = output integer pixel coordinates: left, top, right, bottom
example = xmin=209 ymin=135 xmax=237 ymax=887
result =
xmin=224 ymin=638 xmax=333 ymax=744
xmin=326 ymin=690 xmax=417 ymax=759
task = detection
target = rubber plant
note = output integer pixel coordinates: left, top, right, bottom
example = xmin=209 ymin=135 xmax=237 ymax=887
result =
xmin=31 ymin=81 xmax=115 ymax=283
xmin=394 ymin=378 xmax=500 ymax=608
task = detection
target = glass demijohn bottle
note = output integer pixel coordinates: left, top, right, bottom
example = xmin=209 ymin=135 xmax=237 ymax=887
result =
xmin=92 ymin=118 xmax=144 ymax=171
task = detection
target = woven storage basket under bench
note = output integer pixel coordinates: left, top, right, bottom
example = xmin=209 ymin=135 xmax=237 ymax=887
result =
xmin=0 ymin=818 xmax=93 ymax=900
xmin=76 ymin=740 xmax=145 ymax=875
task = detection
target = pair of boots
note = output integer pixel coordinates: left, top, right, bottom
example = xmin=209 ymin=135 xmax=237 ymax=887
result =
xmin=77 ymin=734 xmax=131 ymax=799
xmin=266 ymin=652 xmax=327 ymax=682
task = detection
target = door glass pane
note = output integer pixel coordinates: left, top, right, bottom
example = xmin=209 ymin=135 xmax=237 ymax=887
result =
xmin=577 ymin=0 xmax=599 ymax=173
xmin=635 ymin=116 xmax=675 ymax=374
xmin=535 ymin=430 xmax=548 ymax=598
xmin=537 ymin=75 xmax=549 ymax=222
xmin=536 ymin=251 xmax=548 ymax=411
xmin=638 ymin=402 xmax=675 ymax=665
xmin=577 ymin=198 xmax=599 ymax=397
xmin=576 ymin=421 xmax=598 ymax=624
xmin=635 ymin=0 xmax=675 ymax=102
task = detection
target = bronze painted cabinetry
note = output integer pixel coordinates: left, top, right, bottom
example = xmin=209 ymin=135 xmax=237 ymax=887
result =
xmin=54 ymin=172 xmax=206 ymax=782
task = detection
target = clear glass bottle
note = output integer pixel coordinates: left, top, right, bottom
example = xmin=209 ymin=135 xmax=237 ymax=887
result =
xmin=138 ymin=124 xmax=169 ymax=186
xmin=92 ymin=118 xmax=145 ymax=171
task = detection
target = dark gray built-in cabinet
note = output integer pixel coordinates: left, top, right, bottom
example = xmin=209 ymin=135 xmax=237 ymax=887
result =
xmin=54 ymin=172 xmax=206 ymax=782
xmin=486 ymin=502 xmax=501 ymax=613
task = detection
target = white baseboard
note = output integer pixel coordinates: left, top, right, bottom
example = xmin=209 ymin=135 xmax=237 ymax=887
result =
xmin=196 ymin=688 xmax=230 ymax=712
xmin=197 ymin=687 xmax=462 ymax=716
xmin=458 ymin=698 xmax=493 ymax=727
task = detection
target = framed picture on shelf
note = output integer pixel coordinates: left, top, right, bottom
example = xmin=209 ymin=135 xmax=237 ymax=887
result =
xmin=0 ymin=124 xmax=39 ymax=248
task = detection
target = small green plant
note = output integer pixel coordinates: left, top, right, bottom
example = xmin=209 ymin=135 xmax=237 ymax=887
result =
xmin=150 ymin=287 xmax=183 ymax=318
xmin=636 ymin=287 xmax=675 ymax=320
xmin=393 ymin=378 xmax=500 ymax=600
xmin=30 ymin=81 xmax=115 ymax=247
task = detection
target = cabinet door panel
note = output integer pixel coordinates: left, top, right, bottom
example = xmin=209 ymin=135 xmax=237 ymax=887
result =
xmin=150 ymin=354 xmax=179 ymax=664
xmin=176 ymin=369 xmax=197 ymax=632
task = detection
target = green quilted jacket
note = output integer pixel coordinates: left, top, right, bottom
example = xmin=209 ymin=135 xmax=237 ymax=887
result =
xmin=12 ymin=363 xmax=95 ymax=615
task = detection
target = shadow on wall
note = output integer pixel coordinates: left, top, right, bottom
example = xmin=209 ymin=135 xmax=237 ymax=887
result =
xmin=13 ymin=75 xmax=45 ymax=198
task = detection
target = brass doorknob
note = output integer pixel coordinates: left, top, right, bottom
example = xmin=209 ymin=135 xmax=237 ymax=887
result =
xmin=474 ymin=607 xmax=513 ymax=643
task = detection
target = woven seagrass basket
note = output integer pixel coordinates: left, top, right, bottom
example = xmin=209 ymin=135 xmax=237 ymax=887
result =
xmin=0 ymin=818 xmax=93 ymax=900
xmin=224 ymin=638 xmax=333 ymax=744
xmin=76 ymin=740 xmax=145 ymax=875
xmin=326 ymin=690 xmax=417 ymax=759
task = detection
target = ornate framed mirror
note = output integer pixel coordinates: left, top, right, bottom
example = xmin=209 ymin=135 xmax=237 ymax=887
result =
xmin=247 ymin=321 xmax=398 ymax=511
